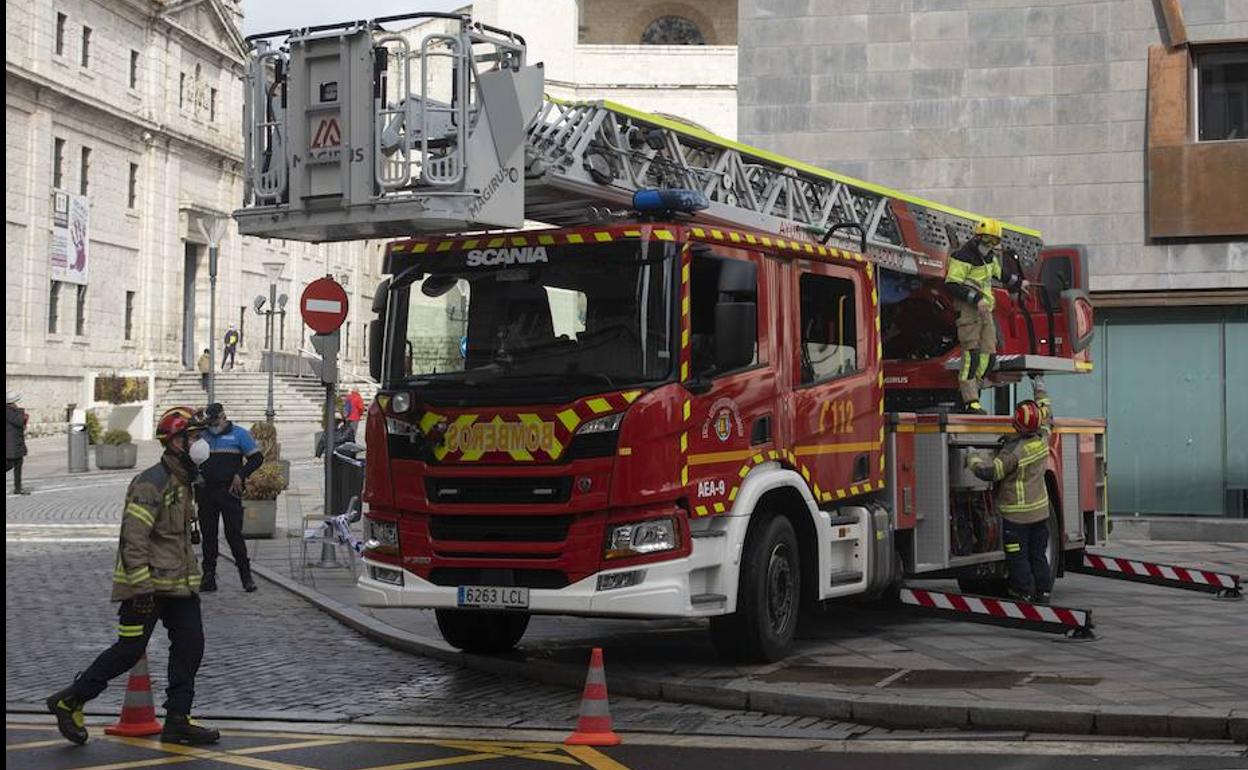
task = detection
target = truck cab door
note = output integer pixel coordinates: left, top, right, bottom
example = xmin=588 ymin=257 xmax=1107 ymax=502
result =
xmin=788 ymin=262 xmax=883 ymax=504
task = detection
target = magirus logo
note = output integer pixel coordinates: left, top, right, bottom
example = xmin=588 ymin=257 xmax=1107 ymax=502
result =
xmin=465 ymin=246 xmax=549 ymax=267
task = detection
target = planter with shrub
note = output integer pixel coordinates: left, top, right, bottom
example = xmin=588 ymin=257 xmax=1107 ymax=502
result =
xmin=249 ymin=421 xmax=290 ymax=483
xmin=241 ymin=461 xmax=288 ymax=538
xmin=95 ymin=429 xmax=138 ymax=470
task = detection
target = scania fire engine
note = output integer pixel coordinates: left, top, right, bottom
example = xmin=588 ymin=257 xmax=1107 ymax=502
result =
xmin=236 ymin=14 xmax=1109 ymax=661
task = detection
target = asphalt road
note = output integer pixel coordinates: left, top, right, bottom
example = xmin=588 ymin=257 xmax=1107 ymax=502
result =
xmin=6 ymin=721 xmax=1247 ymax=770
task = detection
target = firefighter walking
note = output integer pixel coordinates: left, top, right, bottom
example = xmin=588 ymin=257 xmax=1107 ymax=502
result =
xmin=968 ymin=374 xmax=1054 ymax=603
xmin=46 ymin=407 xmax=220 ymax=746
xmin=944 ymin=218 xmax=1023 ymax=414
xmin=197 ymin=403 xmax=263 ymax=592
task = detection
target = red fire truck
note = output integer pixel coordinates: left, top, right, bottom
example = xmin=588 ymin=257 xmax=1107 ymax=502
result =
xmin=236 ymin=15 xmax=1107 ymax=661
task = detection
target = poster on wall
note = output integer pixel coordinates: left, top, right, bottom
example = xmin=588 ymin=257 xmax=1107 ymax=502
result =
xmin=50 ymin=190 xmax=89 ymax=285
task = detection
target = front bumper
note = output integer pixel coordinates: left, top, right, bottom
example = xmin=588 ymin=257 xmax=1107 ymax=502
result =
xmin=358 ymin=536 xmax=729 ymax=618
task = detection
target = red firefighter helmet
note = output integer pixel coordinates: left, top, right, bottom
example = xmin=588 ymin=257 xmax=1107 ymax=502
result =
xmin=156 ymin=406 xmax=202 ymax=445
xmin=1012 ymin=400 xmax=1043 ymax=435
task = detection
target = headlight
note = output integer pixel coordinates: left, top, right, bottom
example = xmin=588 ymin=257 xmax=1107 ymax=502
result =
xmin=576 ymin=412 xmax=623 ymax=435
xmin=605 ymin=518 xmax=679 ymax=560
xmin=390 ymin=392 xmax=412 ymax=414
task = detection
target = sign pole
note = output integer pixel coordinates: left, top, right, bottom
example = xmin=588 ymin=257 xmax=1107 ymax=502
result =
xmin=300 ymin=277 xmax=349 ymax=569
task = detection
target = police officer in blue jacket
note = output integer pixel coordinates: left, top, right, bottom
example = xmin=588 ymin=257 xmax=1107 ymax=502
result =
xmin=197 ymin=404 xmax=263 ymax=592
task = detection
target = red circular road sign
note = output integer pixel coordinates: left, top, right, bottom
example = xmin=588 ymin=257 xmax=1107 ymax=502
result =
xmin=300 ymin=277 xmax=349 ymax=334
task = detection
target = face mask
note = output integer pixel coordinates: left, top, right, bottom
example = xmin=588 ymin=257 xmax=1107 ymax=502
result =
xmin=209 ymin=424 xmax=226 ymax=435
xmin=189 ymin=437 xmax=211 ymax=465
xmin=977 ymin=240 xmax=994 ymax=256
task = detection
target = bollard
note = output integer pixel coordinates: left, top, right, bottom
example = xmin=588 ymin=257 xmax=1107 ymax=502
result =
xmin=67 ymin=422 xmax=89 ymax=473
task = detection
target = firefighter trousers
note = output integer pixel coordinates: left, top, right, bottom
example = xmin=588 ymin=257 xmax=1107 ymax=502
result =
xmin=70 ymin=595 xmax=204 ymax=715
xmin=954 ymin=298 xmax=997 ymax=404
xmin=197 ymin=486 xmax=250 ymax=578
xmin=1002 ymin=518 xmax=1051 ymax=599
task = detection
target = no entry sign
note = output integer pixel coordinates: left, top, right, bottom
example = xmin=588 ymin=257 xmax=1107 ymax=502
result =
xmin=300 ymin=276 xmax=349 ymax=334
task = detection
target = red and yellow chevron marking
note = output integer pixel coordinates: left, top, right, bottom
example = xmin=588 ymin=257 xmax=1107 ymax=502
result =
xmin=678 ymin=243 xmax=693 ymax=489
xmin=415 ymin=389 xmax=644 ymax=463
xmin=690 ymin=446 xmax=887 ymax=517
xmin=865 ymin=264 xmax=887 ymax=477
xmin=687 ymin=226 xmax=869 ymax=266
xmin=387 ymin=227 xmax=677 ymax=256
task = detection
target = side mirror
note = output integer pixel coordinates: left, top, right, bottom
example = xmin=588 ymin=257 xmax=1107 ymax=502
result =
xmin=714 ymin=302 xmax=756 ymax=372
xmin=368 ymin=320 xmax=384 ymax=382
xmin=372 ymin=279 xmax=391 ymax=313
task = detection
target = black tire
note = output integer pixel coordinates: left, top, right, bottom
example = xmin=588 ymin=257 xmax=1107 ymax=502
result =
xmin=709 ymin=515 xmax=801 ymax=663
xmin=435 ymin=610 xmax=530 ymax=654
xmin=1044 ymin=500 xmax=1062 ymax=595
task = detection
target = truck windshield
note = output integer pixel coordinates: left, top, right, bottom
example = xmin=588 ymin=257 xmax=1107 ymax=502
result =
xmin=389 ymin=239 xmax=675 ymax=401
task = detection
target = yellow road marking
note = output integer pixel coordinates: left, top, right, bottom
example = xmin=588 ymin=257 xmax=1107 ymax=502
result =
xmin=563 ymin=745 xmax=633 ymax=770
xmin=107 ymin=736 xmax=323 ymax=770
xmin=6 ymin=738 xmax=72 ymax=750
xmin=7 ymin=725 xmax=630 ymax=770
xmin=59 ymin=755 xmax=196 ymax=770
xmin=231 ymin=738 xmax=355 ymax=755
xmin=352 ymin=752 xmax=505 ymax=770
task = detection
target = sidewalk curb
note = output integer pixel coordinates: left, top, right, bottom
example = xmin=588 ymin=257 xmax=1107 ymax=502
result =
xmin=243 ymin=558 xmax=1242 ymax=744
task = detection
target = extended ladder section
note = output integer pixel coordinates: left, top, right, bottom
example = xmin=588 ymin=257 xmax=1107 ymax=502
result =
xmin=236 ymin=13 xmax=544 ymax=241
xmin=234 ymin=15 xmax=1043 ymax=276
xmin=524 ymin=100 xmax=1044 ymax=277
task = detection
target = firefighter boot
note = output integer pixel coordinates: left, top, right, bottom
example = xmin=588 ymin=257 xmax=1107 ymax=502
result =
xmin=46 ymin=687 xmax=89 ymax=745
xmin=238 ymin=560 xmax=257 ymax=593
xmin=161 ymin=714 xmax=220 ymax=745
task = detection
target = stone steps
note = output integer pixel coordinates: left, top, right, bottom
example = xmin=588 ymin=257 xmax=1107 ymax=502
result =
xmin=157 ymin=373 xmax=378 ymax=426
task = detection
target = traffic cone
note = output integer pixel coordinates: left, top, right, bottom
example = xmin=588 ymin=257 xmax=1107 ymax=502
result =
xmin=564 ymin=647 xmax=621 ymax=746
xmin=104 ymin=655 xmax=163 ymax=737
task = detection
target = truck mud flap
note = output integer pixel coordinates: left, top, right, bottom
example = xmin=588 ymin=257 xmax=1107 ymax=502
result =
xmin=1070 ymin=552 xmax=1243 ymax=600
xmin=899 ymin=587 xmax=1095 ymax=640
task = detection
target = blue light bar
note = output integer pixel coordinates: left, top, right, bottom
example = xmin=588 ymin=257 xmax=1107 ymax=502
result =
xmin=632 ymin=188 xmax=709 ymax=214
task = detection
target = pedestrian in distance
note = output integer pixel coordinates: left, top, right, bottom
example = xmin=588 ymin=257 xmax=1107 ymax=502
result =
xmin=221 ymin=326 xmax=240 ymax=370
xmin=196 ymin=348 xmax=211 ymax=392
xmin=46 ymin=406 xmax=220 ymax=746
xmin=7 ymin=390 xmax=31 ymax=495
xmin=944 ymin=218 xmax=1025 ymax=414
xmin=347 ymin=388 xmax=365 ymax=442
xmin=195 ymin=403 xmax=263 ymax=593
xmin=967 ymin=373 xmax=1054 ymax=604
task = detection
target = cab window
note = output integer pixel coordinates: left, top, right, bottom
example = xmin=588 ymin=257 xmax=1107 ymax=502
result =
xmin=800 ymin=273 xmax=858 ymax=384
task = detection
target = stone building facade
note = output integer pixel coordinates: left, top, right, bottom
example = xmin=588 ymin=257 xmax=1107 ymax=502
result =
xmin=6 ymin=0 xmax=737 ymax=432
xmin=738 ymin=0 xmax=1246 ymax=516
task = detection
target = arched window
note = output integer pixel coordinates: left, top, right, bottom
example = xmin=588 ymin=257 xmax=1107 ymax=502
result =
xmin=641 ymin=16 xmax=705 ymax=45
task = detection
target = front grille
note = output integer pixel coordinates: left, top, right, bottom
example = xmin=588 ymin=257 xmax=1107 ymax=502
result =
xmin=430 ymin=514 xmax=572 ymax=543
xmin=426 ymin=476 xmax=572 ymax=505
xmin=429 ymin=568 xmax=569 ymax=589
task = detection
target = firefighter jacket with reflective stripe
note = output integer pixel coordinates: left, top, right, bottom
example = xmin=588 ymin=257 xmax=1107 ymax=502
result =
xmin=112 ymin=453 xmax=201 ymax=600
xmin=970 ymin=387 xmax=1053 ymax=524
xmin=945 ymin=239 xmax=1003 ymax=310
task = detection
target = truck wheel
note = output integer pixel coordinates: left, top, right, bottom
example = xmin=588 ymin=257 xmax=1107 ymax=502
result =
xmin=709 ymin=515 xmax=800 ymax=663
xmin=435 ymin=610 xmax=530 ymax=654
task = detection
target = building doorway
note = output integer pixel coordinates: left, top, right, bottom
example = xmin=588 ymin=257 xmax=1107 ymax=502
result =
xmin=182 ymin=243 xmax=201 ymax=368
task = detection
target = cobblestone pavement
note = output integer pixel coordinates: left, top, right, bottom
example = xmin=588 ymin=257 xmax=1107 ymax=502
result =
xmin=5 ymin=539 xmax=880 ymax=740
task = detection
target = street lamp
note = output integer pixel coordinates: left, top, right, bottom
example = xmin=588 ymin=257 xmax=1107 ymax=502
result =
xmin=259 ymin=260 xmax=285 ymax=423
xmin=196 ymin=216 xmax=228 ymax=404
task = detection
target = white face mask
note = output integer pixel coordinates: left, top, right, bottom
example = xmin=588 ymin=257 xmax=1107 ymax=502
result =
xmin=977 ymin=240 xmax=994 ymax=256
xmin=189 ymin=437 xmax=212 ymax=465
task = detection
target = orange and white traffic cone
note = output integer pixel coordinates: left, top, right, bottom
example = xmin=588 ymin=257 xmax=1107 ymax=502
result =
xmin=104 ymin=655 xmax=163 ymax=737
xmin=564 ymin=647 xmax=621 ymax=746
